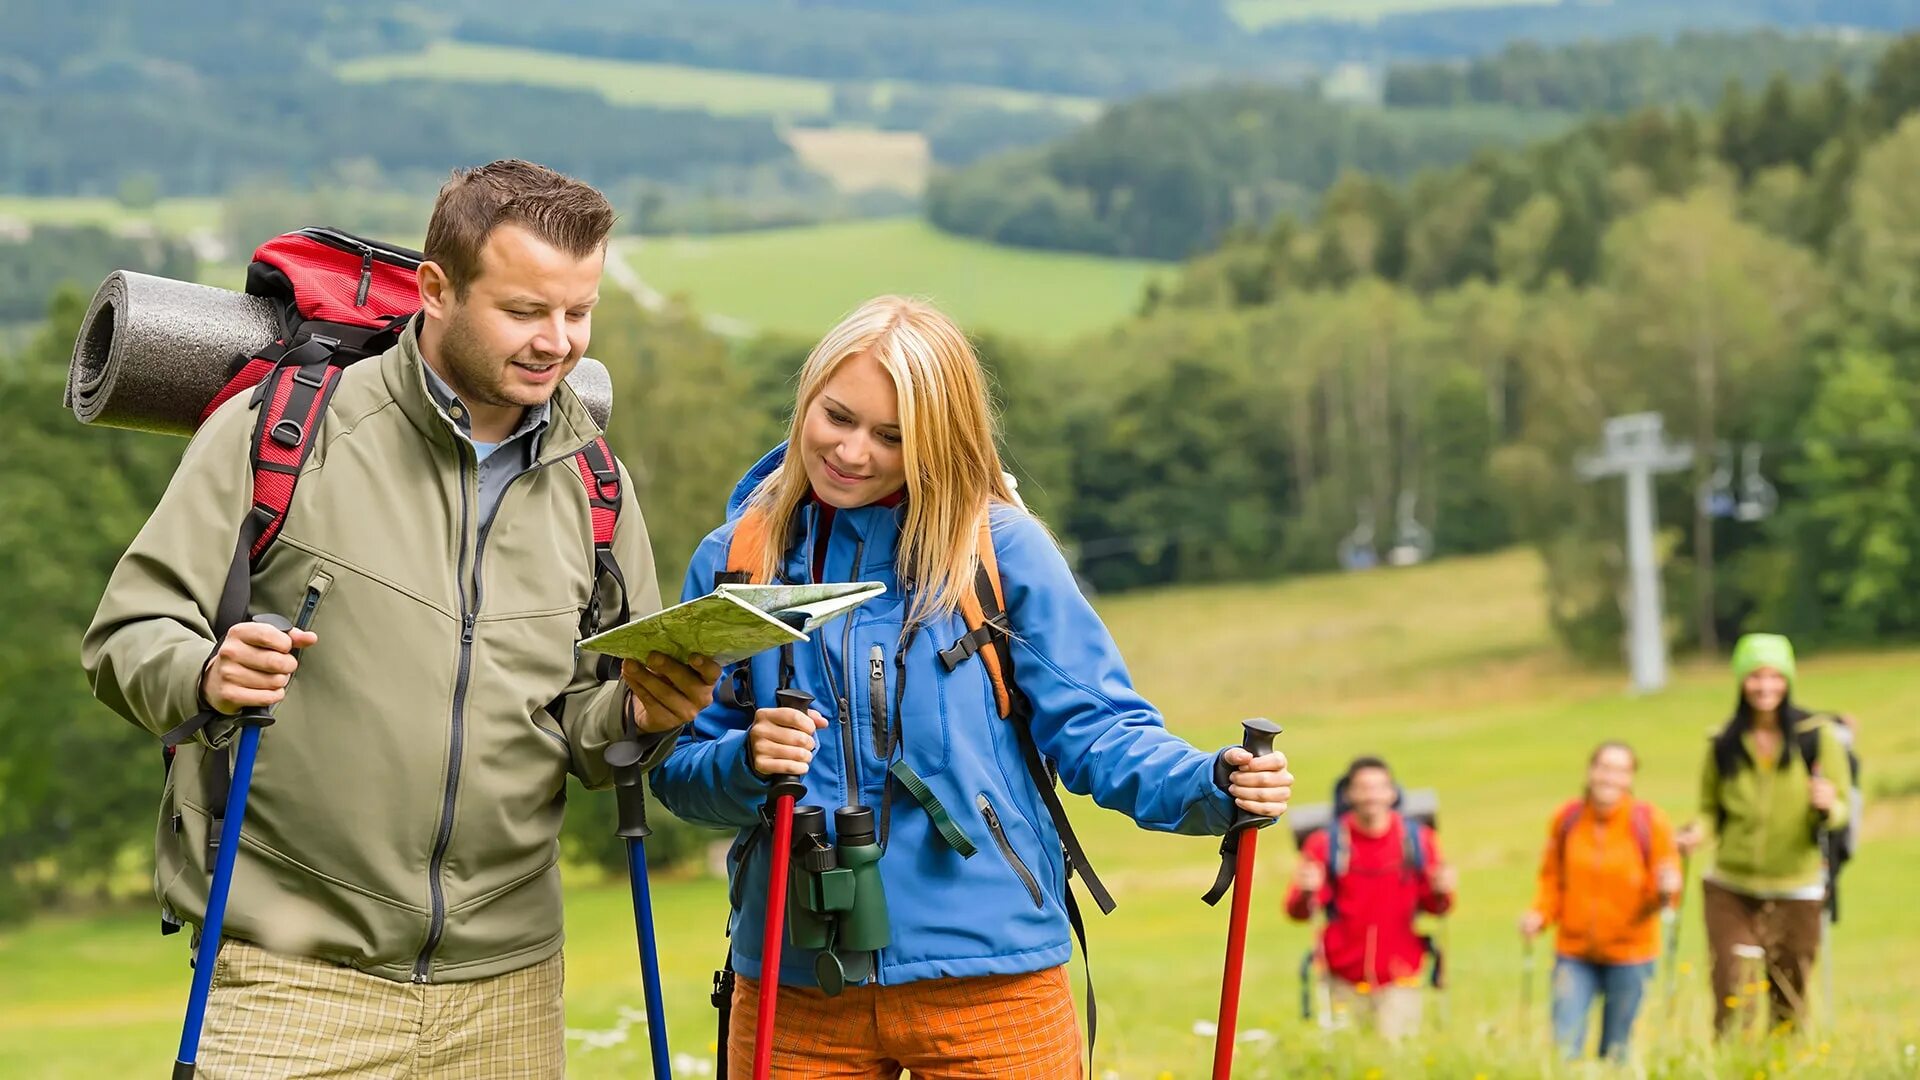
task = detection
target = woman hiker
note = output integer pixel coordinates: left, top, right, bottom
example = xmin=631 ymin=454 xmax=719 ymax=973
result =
xmin=1522 ymin=741 xmax=1681 ymax=1060
xmin=1676 ymin=633 xmax=1853 ymax=1037
xmin=650 ymin=295 xmax=1295 ymax=1077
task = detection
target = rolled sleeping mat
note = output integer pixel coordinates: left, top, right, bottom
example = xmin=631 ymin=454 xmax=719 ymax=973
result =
xmin=1286 ymin=787 xmax=1439 ymax=848
xmin=66 ymin=270 xmax=614 ymax=437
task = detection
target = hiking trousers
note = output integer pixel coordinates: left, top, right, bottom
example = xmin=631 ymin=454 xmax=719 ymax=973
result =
xmin=195 ymin=939 xmax=564 ymax=1078
xmin=1703 ymin=879 xmax=1822 ymax=1036
xmin=728 ymin=965 xmax=1082 ymax=1078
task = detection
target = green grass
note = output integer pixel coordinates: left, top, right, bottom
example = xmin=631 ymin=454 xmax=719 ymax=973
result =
xmin=0 ymin=196 xmax=222 ymax=235
xmin=5 ymin=549 xmax=1918 ymax=1076
xmin=338 ymin=40 xmax=1101 ymax=121
xmin=621 ymin=217 xmax=1167 ymax=342
xmin=1230 ymin=0 xmax=1559 ymax=30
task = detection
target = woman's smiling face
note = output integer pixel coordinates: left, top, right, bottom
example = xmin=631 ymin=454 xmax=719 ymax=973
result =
xmin=798 ymin=348 xmax=907 ymax=509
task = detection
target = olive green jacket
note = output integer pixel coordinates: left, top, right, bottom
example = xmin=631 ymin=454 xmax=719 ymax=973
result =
xmin=1700 ymin=716 xmax=1853 ymax=896
xmin=83 ymin=324 xmax=665 ymax=983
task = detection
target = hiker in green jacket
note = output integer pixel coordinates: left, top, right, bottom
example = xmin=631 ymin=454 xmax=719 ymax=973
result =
xmin=83 ymin=160 xmax=719 ymax=1075
xmin=1675 ymin=633 xmax=1852 ymax=1037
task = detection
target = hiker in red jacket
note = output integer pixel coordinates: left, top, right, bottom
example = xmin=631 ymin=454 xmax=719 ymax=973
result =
xmin=1286 ymin=756 xmax=1454 ymax=1041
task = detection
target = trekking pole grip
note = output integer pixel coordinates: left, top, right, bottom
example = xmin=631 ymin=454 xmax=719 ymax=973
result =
xmin=232 ymin=614 xmax=295 ymax=726
xmin=1234 ymin=718 xmax=1283 ymax=828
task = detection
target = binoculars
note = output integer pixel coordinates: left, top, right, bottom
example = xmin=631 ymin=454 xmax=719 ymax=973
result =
xmin=786 ymin=803 xmax=891 ymax=995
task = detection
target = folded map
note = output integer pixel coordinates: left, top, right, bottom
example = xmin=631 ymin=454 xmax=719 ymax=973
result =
xmin=579 ymin=581 xmax=887 ymax=667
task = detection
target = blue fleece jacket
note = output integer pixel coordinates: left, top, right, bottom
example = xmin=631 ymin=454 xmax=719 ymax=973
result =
xmin=651 ymin=445 xmax=1236 ymax=986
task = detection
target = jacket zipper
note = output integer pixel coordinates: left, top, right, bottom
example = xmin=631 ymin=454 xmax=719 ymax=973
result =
xmin=979 ymin=793 xmax=1043 ymax=908
xmin=814 ymin=528 xmax=864 ymax=810
xmin=412 ymin=445 xmax=544 ymax=981
xmin=869 ymin=645 xmax=889 ymax=759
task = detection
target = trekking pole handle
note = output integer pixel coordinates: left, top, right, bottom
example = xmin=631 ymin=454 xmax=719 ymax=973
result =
xmin=1232 ymin=718 xmax=1283 ymax=828
xmin=764 ymin=689 xmax=814 ymax=804
xmin=233 ymin=613 xmax=297 ymax=727
xmin=1241 ymin=718 xmax=1280 ymax=759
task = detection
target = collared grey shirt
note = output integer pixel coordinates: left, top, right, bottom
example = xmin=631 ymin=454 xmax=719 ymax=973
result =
xmin=420 ymin=361 xmax=550 ymax=529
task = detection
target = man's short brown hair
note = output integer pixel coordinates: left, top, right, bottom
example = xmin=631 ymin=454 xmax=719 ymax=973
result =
xmin=423 ymin=160 xmax=617 ymax=295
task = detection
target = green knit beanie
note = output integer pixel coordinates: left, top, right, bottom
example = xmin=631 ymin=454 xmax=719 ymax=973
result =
xmin=1731 ymin=633 xmax=1796 ymax=689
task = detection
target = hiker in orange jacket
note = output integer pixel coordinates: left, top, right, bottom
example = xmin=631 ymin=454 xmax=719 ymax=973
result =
xmin=1522 ymin=741 xmax=1680 ymax=1061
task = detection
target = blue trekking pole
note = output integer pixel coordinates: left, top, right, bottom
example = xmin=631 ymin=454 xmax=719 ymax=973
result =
xmin=607 ymin=736 xmax=673 ymax=1079
xmin=173 ymin=611 xmax=305 ymax=1079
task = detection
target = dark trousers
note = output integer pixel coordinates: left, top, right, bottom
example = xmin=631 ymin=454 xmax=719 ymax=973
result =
xmin=1703 ymin=879 xmax=1823 ymax=1035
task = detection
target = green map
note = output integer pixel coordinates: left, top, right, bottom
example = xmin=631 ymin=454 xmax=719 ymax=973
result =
xmin=579 ymin=581 xmax=886 ymax=667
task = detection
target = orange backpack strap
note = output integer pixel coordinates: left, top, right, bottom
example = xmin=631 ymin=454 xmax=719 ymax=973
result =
xmin=722 ymin=507 xmax=774 ymax=585
xmin=946 ymin=517 xmax=1013 ymax=718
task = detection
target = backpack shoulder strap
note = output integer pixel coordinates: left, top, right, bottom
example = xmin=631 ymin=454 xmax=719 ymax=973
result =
xmin=724 ymin=507 xmax=774 ymax=586
xmin=162 ymin=357 xmax=344 ymax=752
xmin=1630 ymin=801 xmax=1653 ymax=869
xmin=1794 ymin=722 xmax=1824 ymax=775
xmin=943 ymin=517 xmax=1013 ymax=717
xmin=1552 ymin=798 xmax=1583 ymax=860
xmin=1403 ymin=815 xmax=1427 ymax=876
xmin=570 ymin=437 xmax=627 ymax=681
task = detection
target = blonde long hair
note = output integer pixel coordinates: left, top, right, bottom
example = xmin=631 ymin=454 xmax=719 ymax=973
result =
xmin=743 ymin=296 xmax=1016 ymax=625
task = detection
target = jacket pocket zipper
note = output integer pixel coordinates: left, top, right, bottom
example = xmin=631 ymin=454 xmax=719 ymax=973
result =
xmin=979 ymin=793 xmax=1043 ymax=908
xmin=870 ymin=645 xmax=889 ymax=758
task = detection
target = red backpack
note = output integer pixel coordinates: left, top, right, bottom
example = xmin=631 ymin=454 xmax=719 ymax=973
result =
xmin=155 ymin=229 xmax=627 ymax=912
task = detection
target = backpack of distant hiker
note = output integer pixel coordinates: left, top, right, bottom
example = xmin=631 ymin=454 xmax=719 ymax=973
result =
xmin=1709 ymin=710 xmax=1860 ymax=921
xmin=153 ymin=228 xmax=629 ymax=933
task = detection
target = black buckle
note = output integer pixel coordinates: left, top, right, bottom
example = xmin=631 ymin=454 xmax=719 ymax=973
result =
xmin=939 ymin=626 xmax=991 ymax=671
xmin=270 ymin=418 xmax=305 ymax=447
xmin=206 ymin=817 xmax=223 ymax=855
xmin=292 ymin=363 xmax=328 ymax=389
xmin=711 ymin=968 xmax=734 ymax=1008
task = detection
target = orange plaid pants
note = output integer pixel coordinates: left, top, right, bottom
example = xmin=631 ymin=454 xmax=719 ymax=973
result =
xmin=728 ymin=965 xmax=1082 ymax=1079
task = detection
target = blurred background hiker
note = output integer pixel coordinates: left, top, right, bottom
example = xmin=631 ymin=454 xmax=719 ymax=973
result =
xmin=1676 ymin=633 xmax=1854 ymax=1038
xmin=1521 ymin=740 xmax=1680 ymax=1061
xmin=1285 ymin=756 xmax=1453 ymax=1042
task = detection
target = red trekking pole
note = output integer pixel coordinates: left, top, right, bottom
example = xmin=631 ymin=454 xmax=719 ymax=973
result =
xmin=1202 ymin=718 xmax=1282 ymax=1080
xmin=753 ymin=689 xmax=813 ymax=1080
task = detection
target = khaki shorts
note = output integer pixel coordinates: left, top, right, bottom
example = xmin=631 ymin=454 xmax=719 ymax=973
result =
xmin=1327 ymin=978 xmax=1426 ymax=1042
xmin=195 ymin=939 xmax=564 ymax=1079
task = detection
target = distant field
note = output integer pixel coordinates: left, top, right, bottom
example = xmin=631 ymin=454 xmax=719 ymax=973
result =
xmin=0 ymin=196 xmax=222 ymax=235
xmin=1231 ymin=0 xmax=1559 ymax=30
xmin=338 ymin=40 xmax=1101 ymax=121
xmin=621 ymin=217 xmax=1165 ymax=341
xmin=784 ymin=127 xmax=931 ymax=194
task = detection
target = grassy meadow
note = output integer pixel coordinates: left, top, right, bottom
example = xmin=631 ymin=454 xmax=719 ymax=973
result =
xmin=3 ymin=548 xmax=1917 ymax=1076
xmin=337 ymin=41 xmax=1101 ymax=122
xmin=620 ymin=217 xmax=1167 ymax=341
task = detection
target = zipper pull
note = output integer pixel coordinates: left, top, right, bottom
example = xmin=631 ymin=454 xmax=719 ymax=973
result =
xmin=461 ymin=613 xmax=476 ymax=645
xmin=355 ymin=246 xmax=374 ymax=306
xmin=869 ymin=646 xmax=889 ymax=757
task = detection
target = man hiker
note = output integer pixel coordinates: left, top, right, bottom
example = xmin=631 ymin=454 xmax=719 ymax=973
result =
xmin=83 ymin=159 xmax=720 ymax=1076
xmin=1286 ymin=756 xmax=1454 ymax=1042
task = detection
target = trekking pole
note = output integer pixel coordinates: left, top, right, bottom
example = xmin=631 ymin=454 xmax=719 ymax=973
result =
xmin=1819 ymin=830 xmax=1835 ymax=1031
xmin=1664 ymin=852 xmax=1690 ymax=1001
xmin=172 ymin=611 xmax=306 ymax=1079
xmin=1205 ymin=719 xmax=1283 ymax=1080
xmin=607 ymin=735 xmax=672 ymax=1080
xmin=753 ymin=689 xmax=813 ymax=1080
